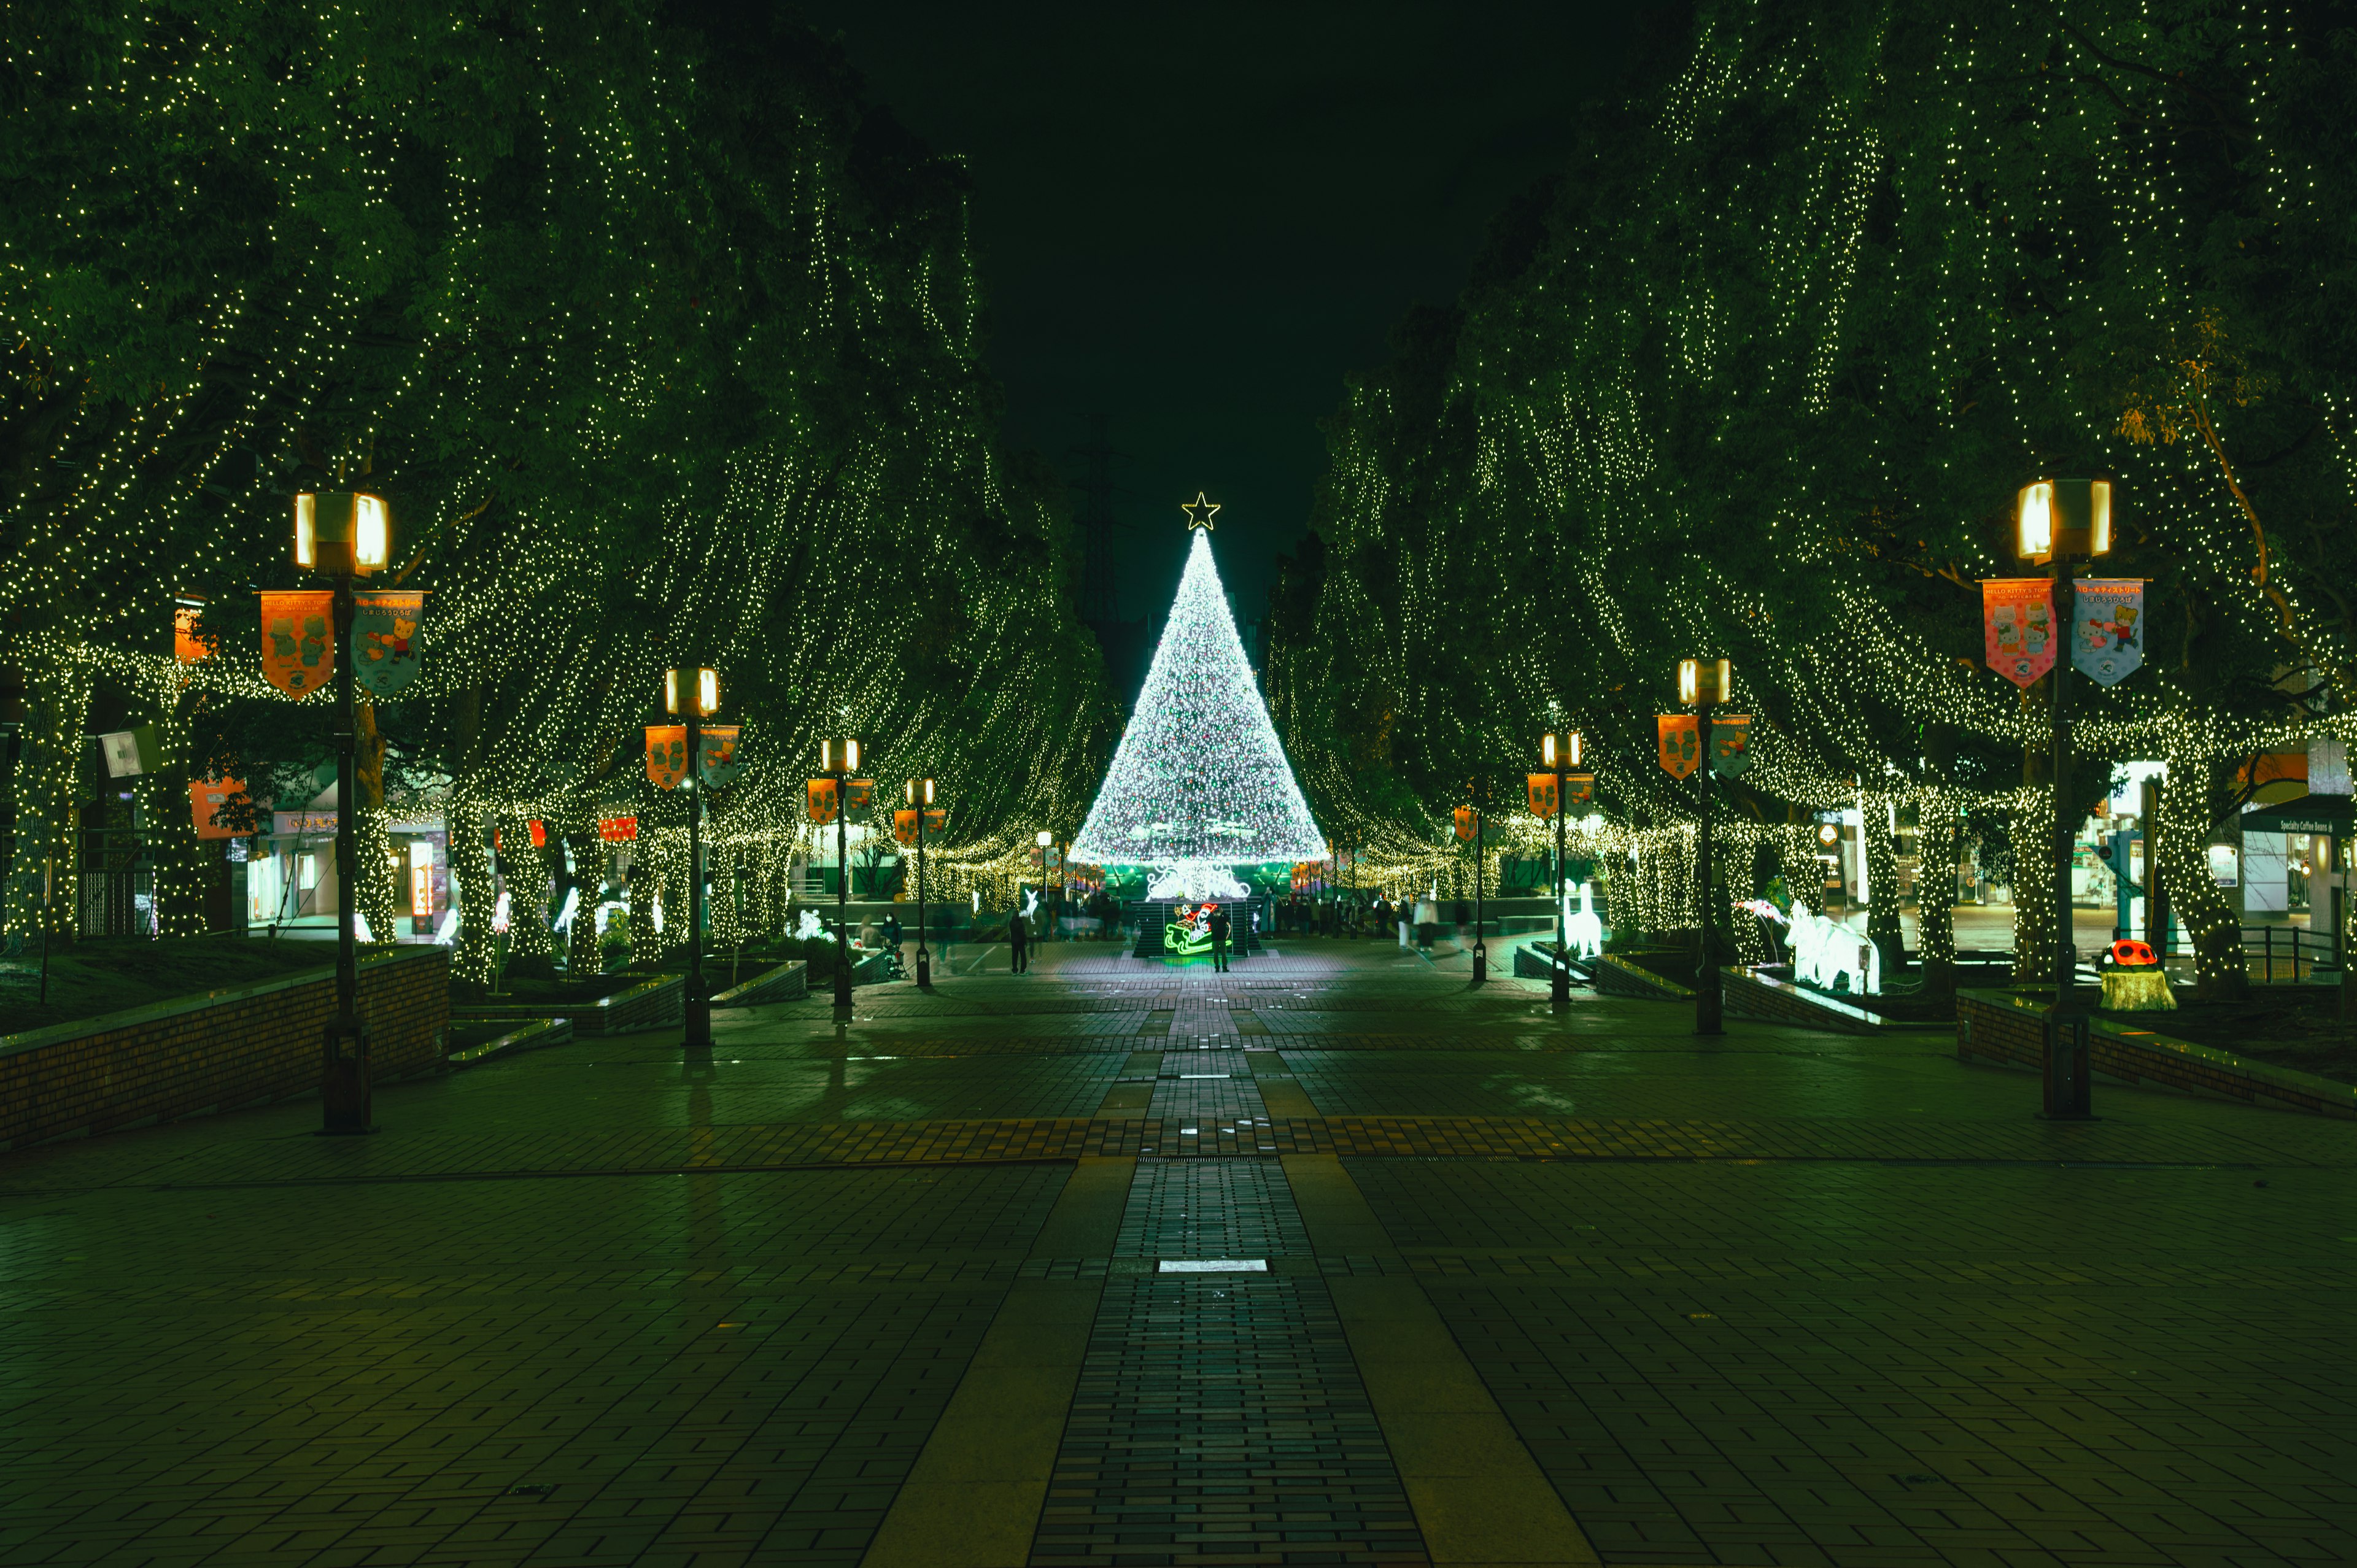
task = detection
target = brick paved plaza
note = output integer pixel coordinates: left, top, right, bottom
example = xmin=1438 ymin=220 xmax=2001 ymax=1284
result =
xmin=2 ymin=939 xmax=2351 ymax=1568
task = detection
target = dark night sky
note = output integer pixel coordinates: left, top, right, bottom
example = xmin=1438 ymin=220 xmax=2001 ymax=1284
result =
xmin=796 ymin=1 xmax=1639 ymax=628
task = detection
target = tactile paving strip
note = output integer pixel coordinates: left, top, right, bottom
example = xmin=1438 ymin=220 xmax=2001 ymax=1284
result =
xmin=1034 ymin=1157 xmax=1425 ymax=1564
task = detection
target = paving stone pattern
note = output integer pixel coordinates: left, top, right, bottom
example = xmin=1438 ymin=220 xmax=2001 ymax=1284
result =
xmin=1 ymin=937 xmax=2352 ymax=1567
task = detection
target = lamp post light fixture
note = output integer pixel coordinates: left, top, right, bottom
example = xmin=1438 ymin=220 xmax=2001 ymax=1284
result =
xmin=819 ymin=737 xmax=862 ymax=1008
xmin=2018 ymin=477 xmax=2114 ymax=1119
xmin=1541 ymin=730 xmax=1583 ymax=1010
xmin=667 ymin=666 xmax=720 ymax=1054
xmin=1678 ymin=658 xmax=1732 ymax=1037
xmin=292 ymin=486 xmax=391 ymax=1134
xmin=906 ymin=777 xmax=937 ymax=987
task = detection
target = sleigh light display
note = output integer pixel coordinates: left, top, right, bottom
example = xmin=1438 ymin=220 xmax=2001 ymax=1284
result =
xmin=1164 ymin=902 xmax=1222 ymax=956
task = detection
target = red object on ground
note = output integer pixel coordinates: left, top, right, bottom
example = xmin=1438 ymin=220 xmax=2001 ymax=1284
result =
xmin=2111 ymin=939 xmax=2158 ymax=968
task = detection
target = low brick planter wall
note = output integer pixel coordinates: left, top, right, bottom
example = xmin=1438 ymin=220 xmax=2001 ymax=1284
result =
xmin=447 ymin=1017 xmax=573 ymax=1069
xmin=1956 ymin=987 xmax=2357 ymax=1119
xmin=0 ymin=945 xmax=450 ymax=1153
xmin=1724 ymin=965 xmax=1947 ymax=1035
xmin=1591 ymin=953 xmax=1694 ymax=1001
xmin=713 ymin=960 xmax=807 ymax=1006
xmin=452 ymin=973 xmax=684 ymax=1036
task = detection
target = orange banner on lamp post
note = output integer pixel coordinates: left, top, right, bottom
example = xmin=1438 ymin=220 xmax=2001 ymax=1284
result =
xmin=1657 ymin=715 xmax=1700 ymax=778
xmin=1982 ymin=578 xmax=2057 ymax=689
xmin=258 ymin=590 xmax=335 ymax=696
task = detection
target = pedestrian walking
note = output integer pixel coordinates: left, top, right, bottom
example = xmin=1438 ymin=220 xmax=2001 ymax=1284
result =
xmin=1208 ymin=905 xmax=1231 ymax=973
xmin=1009 ymin=907 xmax=1030 ymax=973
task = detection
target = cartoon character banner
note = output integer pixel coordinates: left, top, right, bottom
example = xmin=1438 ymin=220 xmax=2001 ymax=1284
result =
xmin=1453 ymin=805 xmax=1480 ymax=841
xmin=697 ymin=724 xmax=744 ymax=789
xmin=1710 ymin=714 xmax=1753 ymax=777
xmin=1527 ymin=773 xmax=1559 ymax=819
xmin=844 ymin=779 xmax=875 ymax=817
xmin=1566 ymin=772 xmax=1594 ymax=809
xmin=352 ymin=589 xmax=427 ymax=697
xmin=645 ymin=725 xmax=687 ymax=790
xmin=892 ymin=807 xmax=946 ymax=846
xmin=1657 ymin=714 xmax=1700 ymax=778
xmin=806 ymin=777 xmax=840 ymax=824
xmin=1983 ymin=579 xmax=2057 ymax=689
xmin=2072 ymin=579 xmax=2145 ymax=686
xmin=259 ymin=590 xmax=335 ymax=697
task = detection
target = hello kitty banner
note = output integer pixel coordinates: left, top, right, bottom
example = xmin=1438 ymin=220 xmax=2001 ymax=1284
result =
xmin=1982 ymin=579 xmax=2056 ymax=689
xmin=2071 ymin=579 xmax=2145 ymax=686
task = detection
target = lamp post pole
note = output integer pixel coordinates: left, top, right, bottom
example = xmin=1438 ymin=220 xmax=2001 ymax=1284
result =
xmin=1695 ymin=692 xmax=1720 ymax=1035
xmin=1471 ymin=786 xmax=1487 ymax=984
xmin=685 ymin=701 xmax=708 ymax=1051
xmin=328 ymin=569 xmax=365 ymax=1116
xmin=2016 ymin=478 xmax=2115 ymax=1119
xmin=1543 ymin=732 xmax=1579 ymax=1011
xmin=816 ymin=737 xmax=860 ymax=1010
xmin=1035 ymin=830 xmax=1051 ymax=943
xmin=908 ymin=778 xmax=935 ymax=989
xmin=836 ymin=779 xmax=851 ymax=1007
xmin=1678 ymin=660 xmax=1728 ymax=1037
xmin=293 ymin=484 xmax=389 ymax=1135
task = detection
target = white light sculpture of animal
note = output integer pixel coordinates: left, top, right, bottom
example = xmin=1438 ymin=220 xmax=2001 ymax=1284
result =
xmin=1784 ymin=906 xmax=1879 ymax=995
xmin=794 ymin=908 xmax=827 ymax=941
xmin=1562 ymin=881 xmax=1605 ymax=960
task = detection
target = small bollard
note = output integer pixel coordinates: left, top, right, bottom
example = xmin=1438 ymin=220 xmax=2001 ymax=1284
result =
xmin=2043 ymin=1010 xmax=2093 ymax=1119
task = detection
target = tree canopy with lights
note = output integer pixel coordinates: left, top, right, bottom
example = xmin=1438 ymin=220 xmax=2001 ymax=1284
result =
xmin=1 ymin=0 xmax=1118 ymax=971
xmin=1268 ymin=0 xmax=2357 ymax=998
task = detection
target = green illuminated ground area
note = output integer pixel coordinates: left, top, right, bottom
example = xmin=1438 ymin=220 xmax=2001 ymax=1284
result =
xmin=2 ymin=944 xmax=2350 ymax=1568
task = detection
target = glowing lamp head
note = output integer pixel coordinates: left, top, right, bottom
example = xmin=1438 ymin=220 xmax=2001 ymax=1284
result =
xmin=2016 ymin=477 xmax=2112 ymax=563
xmin=1542 ymin=730 xmax=1582 ymax=769
xmin=1036 ymin=830 xmax=1054 ymax=848
xmin=292 ymin=492 xmax=390 ymax=576
xmin=1678 ymin=658 xmax=1732 ymax=706
xmin=664 ymin=667 xmax=719 ymax=717
xmin=821 ymin=737 xmax=861 ymax=773
xmin=905 ymin=777 xmax=936 ymax=806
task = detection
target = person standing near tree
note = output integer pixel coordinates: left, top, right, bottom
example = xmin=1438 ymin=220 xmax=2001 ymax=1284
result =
xmin=1208 ymin=904 xmax=1231 ymax=973
xmin=1008 ymin=905 xmax=1030 ymax=973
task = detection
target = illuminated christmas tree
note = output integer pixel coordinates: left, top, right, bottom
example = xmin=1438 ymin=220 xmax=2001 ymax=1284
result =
xmin=1071 ymin=495 xmax=1326 ymax=892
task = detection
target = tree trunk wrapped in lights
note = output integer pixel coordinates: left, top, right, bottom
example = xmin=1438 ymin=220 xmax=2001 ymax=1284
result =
xmin=501 ymin=821 xmax=553 ymax=963
xmin=1914 ymin=798 xmax=1964 ymax=1010
xmin=2008 ymin=792 xmax=2058 ymax=990
xmin=1863 ymin=799 xmax=1904 ymax=975
xmin=446 ymin=802 xmax=497 ymax=984
xmin=560 ymin=817 xmax=603 ymax=975
xmin=2153 ymin=754 xmax=2247 ymax=1002
xmin=629 ymin=838 xmax=660 ymax=962
xmin=351 ymin=704 xmax=400 ymax=947
xmin=4 ymin=654 xmax=90 ymax=941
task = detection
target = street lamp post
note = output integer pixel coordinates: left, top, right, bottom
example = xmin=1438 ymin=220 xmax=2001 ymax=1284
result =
xmin=1541 ymin=731 xmax=1582 ymax=1010
xmin=906 ymin=777 xmax=937 ymax=987
xmin=293 ymin=485 xmax=390 ymax=1134
xmin=1467 ymin=781 xmax=1488 ymax=985
xmin=667 ymin=666 xmax=719 ymax=1052
xmin=819 ymin=737 xmax=862 ymax=1008
xmin=2018 ymin=478 xmax=2113 ymax=1119
xmin=1035 ymin=830 xmax=1053 ymax=943
xmin=1679 ymin=657 xmax=1731 ymax=1036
